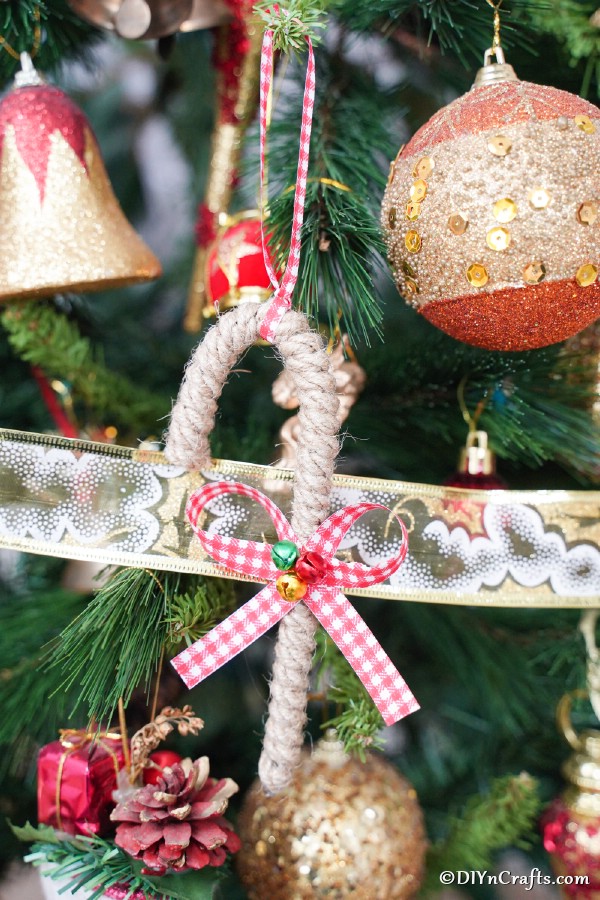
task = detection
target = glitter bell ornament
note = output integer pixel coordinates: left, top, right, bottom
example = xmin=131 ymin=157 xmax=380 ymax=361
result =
xmin=67 ymin=0 xmax=230 ymax=39
xmin=541 ymin=691 xmax=600 ymax=897
xmin=236 ymin=729 xmax=426 ymax=899
xmin=382 ymin=2 xmax=600 ymax=351
xmin=0 ymin=55 xmax=161 ymax=300
xmin=203 ymin=211 xmax=273 ymax=318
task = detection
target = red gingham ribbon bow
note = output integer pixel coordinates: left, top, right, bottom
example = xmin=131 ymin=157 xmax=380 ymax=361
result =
xmin=258 ymin=28 xmax=316 ymax=343
xmin=172 ymin=482 xmax=419 ymax=726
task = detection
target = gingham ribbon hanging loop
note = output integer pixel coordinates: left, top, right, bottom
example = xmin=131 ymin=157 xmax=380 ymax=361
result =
xmin=258 ymin=29 xmax=316 ymax=342
xmin=172 ymin=482 xmax=419 ymax=726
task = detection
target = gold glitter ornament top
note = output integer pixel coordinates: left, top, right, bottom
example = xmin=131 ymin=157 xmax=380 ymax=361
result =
xmin=0 ymin=75 xmax=161 ymax=300
xmin=236 ymin=730 xmax=426 ymax=899
xmin=382 ymin=55 xmax=600 ymax=350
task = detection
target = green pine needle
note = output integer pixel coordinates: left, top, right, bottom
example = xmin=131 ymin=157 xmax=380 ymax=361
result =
xmin=49 ymin=568 xmax=238 ymax=725
xmin=314 ymin=628 xmax=385 ymax=757
xmin=425 ymin=772 xmax=541 ymax=889
xmin=0 ymin=2 xmax=102 ymax=89
xmin=1 ymin=301 xmax=168 ymax=436
xmin=254 ymin=0 xmax=328 ymax=53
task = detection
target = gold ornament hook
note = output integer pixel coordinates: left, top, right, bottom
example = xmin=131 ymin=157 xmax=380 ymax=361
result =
xmin=474 ymin=0 xmax=517 ymax=84
xmin=557 ymin=689 xmax=588 ymax=751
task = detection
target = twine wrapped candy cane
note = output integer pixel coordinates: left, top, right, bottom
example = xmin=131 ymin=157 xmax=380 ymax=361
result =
xmin=165 ymin=304 xmax=339 ymax=794
xmin=166 ymin=26 xmax=333 ymax=793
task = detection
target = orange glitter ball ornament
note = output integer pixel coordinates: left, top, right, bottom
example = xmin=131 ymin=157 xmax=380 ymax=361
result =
xmin=382 ymin=57 xmax=600 ymax=351
xmin=236 ymin=730 xmax=426 ymax=900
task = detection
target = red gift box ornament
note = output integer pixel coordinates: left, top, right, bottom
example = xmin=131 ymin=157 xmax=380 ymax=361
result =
xmin=37 ymin=728 xmax=125 ymax=836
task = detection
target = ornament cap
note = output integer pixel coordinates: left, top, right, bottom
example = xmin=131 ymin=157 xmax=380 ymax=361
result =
xmin=473 ymin=62 xmax=519 ymax=88
xmin=458 ymin=430 xmax=496 ymax=476
xmin=14 ymin=53 xmax=44 ymax=89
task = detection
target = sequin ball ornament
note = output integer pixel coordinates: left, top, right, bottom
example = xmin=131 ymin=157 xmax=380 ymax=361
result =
xmin=0 ymin=56 xmax=161 ymax=301
xmin=236 ymin=730 xmax=426 ymax=900
xmin=204 ymin=212 xmax=273 ymax=317
xmin=541 ymin=692 xmax=600 ymax=898
xmin=382 ymin=51 xmax=600 ymax=351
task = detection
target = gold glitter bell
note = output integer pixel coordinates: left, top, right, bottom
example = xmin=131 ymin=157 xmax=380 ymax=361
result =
xmin=0 ymin=56 xmax=161 ymax=301
xmin=67 ymin=0 xmax=230 ymax=39
xmin=237 ymin=729 xmax=427 ymax=899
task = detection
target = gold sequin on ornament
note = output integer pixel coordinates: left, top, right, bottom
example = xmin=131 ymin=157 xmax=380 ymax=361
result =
xmin=528 ymin=187 xmax=551 ymax=209
xmin=575 ymin=115 xmax=596 ymax=134
xmin=488 ymin=134 xmax=512 ymax=156
xmin=493 ymin=198 xmax=517 ymax=223
xmin=466 ymin=263 xmax=489 ymax=287
xmin=577 ymin=201 xmax=598 ymax=225
xmin=486 ymin=226 xmax=511 ymax=251
xmin=404 ymin=278 xmax=419 ymax=296
xmin=401 ymin=260 xmax=416 ymax=278
xmin=406 ymin=201 xmax=421 ymax=220
xmin=405 ymin=231 xmax=422 ymax=253
xmin=388 ymin=208 xmax=397 ymax=229
xmin=413 ymin=157 xmax=434 ymax=179
xmin=448 ymin=213 xmax=468 ymax=235
xmin=576 ymin=263 xmax=599 ymax=287
xmin=523 ymin=261 xmax=546 ymax=284
xmin=236 ymin=732 xmax=426 ymax=900
xmin=410 ymin=180 xmax=427 ymax=202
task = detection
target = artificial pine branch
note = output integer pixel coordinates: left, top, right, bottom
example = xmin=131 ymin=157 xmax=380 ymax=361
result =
xmin=0 ymin=588 xmax=87 ymax=774
xmin=51 ymin=569 xmax=237 ymax=725
xmin=1 ymin=302 xmax=168 ymax=436
xmin=0 ymin=2 xmax=101 ymax=88
xmin=255 ymin=0 xmax=327 ymax=52
xmin=351 ymin=331 xmax=600 ymax=483
xmin=331 ymin=0 xmax=544 ymax=65
xmin=313 ymin=629 xmax=385 ymax=756
xmin=17 ymin=826 xmax=222 ymax=900
xmin=424 ymin=772 xmax=541 ymax=890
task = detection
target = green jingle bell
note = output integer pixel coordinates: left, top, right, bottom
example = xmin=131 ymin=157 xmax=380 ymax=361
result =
xmin=271 ymin=540 xmax=299 ymax=571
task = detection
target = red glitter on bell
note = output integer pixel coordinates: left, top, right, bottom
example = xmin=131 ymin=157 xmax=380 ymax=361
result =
xmin=0 ymin=70 xmax=161 ymax=300
xmin=382 ymin=54 xmax=600 ymax=351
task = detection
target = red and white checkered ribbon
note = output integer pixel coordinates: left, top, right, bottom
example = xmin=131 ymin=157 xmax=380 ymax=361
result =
xmin=172 ymin=482 xmax=419 ymax=726
xmin=258 ymin=29 xmax=316 ymax=342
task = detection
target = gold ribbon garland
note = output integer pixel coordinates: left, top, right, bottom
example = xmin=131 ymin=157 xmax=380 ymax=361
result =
xmin=0 ymin=429 xmax=598 ymax=607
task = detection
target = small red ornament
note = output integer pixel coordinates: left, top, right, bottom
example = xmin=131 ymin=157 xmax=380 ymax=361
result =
xmin=444 ymin=431 xmax=507 ymax=491
xmin=541 ymin=691 xmax=600 ymax=898
xmin=142 ymin=750 xmax=183 ymax=785
xmin=37 ymin=730 xmax=125 ymax=836
xmin=295 ymin=550 xmax=327 ymax=584
xmin=205 ymin=212 xmax=273 ymax=314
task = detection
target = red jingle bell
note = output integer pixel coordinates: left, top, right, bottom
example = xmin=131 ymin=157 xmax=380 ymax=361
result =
xmin=142 ymin=750 xmax=183 ymax=785
xmin=295 ymin=550 xmax=327 ymax=584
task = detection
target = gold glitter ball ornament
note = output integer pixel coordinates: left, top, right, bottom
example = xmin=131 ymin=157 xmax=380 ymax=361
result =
xmin=236 ymin=730 xmax=426 ymax=899
xmin=382 ymin=63 xmax=600 ymax=350
xmin=0 ymin=80 xmax=161 ymax=300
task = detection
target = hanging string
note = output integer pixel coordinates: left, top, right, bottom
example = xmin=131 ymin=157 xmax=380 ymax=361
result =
xmin=0 ymin=5 xmax=41 ymax=60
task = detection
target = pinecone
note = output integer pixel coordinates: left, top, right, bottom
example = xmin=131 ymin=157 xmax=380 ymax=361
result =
xmin=111 ymin=757 xmax=241 ymax=875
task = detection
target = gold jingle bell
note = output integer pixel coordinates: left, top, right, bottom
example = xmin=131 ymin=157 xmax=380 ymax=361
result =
xmin=276 ymin=572 xmax=307 ymax=603
xmin=0 ymin=58 xmax=161 ymax=301
xmin=67 ymin=0 xmax=230 ymax=39
xmin=541 ymin=690 xmax=600 ymax=896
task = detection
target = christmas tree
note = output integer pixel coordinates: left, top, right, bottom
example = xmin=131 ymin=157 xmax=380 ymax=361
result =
xmin=0 ymin=1 xmax=599 ymax=898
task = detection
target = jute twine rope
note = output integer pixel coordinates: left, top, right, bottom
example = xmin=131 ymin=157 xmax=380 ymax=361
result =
xmin=165 ymin=301 xmax=340 ymax=793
